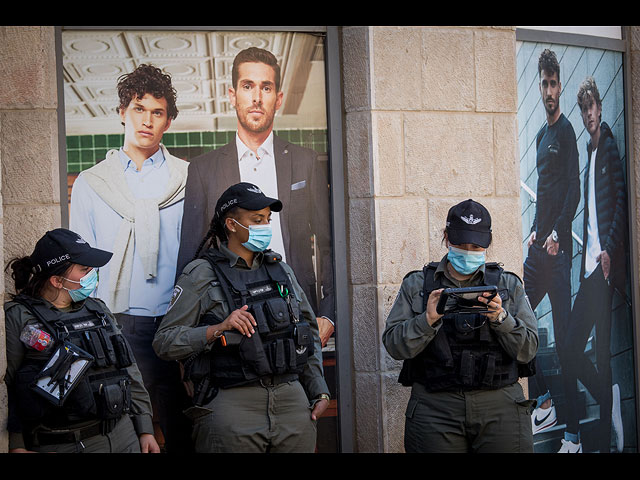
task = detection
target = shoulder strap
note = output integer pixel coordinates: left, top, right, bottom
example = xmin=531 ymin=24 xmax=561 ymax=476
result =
xmin=199 ymin=250 xmax=242 ymax=311
xmin=483 ymin=262 xmax=504 ymax=286
xmin=421 ymin=262 xmax=440 ymax=311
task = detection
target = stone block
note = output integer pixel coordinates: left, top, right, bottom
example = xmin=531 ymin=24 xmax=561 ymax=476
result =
xmin=493 ymin=114 xmax=520 ymax=196
xmin=375 ymin=196 xmax=428 ymax=285
xmin=371 ymin=27 xmax=422 ymax=111
xmin=3 ymin=204 xmax=61 ymax=294
xmin=354 ymin=372 xmax=382 ymax=452
xmin=0 ymin=26 xmax=57 ymax=109
xmin=475 ymin=29 xmax=518 ymax=113
xmin=381 ymin=372 xmax=410 ymax=452
xmin=372 ymin=112 xmax=404 ymax=196
xmin=1 ymin=110 xmax=60 ymax=205
xmin=421 ymin=28 xmax=475 ymax=111
xmin=345 ymin=110 xmax=373 ymax=199
xmin=351 ymin=284 xmax=379 ymax=372
xmin=404 ymin=112 xmax=494 ymax=197
xmin=341 ymin=27 xmax=371 ymax=113
xmin=348 ymin=198 xmax=376 ymax=285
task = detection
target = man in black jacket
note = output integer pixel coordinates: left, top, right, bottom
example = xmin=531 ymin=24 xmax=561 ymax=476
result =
xmin=558 ymin=76 xmax=628 ymax=453
xmin=524 ymin=49 xmax=580 ymax=440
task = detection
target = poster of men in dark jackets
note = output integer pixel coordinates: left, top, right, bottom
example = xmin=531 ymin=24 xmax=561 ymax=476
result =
xmin=517 ymin=42 xmax=635 ymax=453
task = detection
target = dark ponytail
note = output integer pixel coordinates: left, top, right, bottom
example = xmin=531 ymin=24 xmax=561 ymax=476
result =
xmin=192 ymin=207 xmax=238 ymax=260
xmin=5 ymin=256 xmax=72 ymax=298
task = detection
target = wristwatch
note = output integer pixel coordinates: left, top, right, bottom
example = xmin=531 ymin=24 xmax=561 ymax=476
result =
xmin=317 ymin=393 xmax=330 ymax=402
xmin=491 ymin=309 xmax=508 ymax=325
xmin=551 ymin=230 xmax=558 ymax=243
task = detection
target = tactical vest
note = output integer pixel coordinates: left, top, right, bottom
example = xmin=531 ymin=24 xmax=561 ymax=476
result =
xmin=398 ymin=262 xmax=527 ymax=392
xmin=11 ymin=295 xmax=134 ymax=434
xmin=182 ymin=249 xmax=314 ymax=403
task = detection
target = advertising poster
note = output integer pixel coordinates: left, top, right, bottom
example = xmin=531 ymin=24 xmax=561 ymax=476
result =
xmin=61 ymin=29 xmax=338 ymax=452
xmin=517 ymin=39 xmax=636 ymax=453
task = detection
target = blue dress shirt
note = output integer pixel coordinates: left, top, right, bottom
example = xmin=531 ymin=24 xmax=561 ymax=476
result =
xmin=70 ymin=147 xmax=184 ymax=316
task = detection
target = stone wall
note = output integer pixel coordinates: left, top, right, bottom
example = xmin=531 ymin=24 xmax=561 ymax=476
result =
xmin=342 ymin=26 xmax=526 ymax=452
xmin=0 ymin=26 xmax=61 ymax=452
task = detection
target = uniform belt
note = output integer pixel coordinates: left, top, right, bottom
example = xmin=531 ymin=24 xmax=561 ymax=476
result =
xmin=32 ymin=420 xmax=107 ymax=446
xmin=256 ymin=373 xmax=299 ymax=387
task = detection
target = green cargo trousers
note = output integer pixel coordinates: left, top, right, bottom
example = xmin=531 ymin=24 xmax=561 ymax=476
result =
xmin=404 ymin=381 xmax=535 ymax=453
xmin=191 ymin=379 xmax=317 ymax=453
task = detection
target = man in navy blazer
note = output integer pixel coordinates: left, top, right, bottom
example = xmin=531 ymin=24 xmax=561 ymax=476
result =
xmin=176 ymin=47 xmax=335 ymax=344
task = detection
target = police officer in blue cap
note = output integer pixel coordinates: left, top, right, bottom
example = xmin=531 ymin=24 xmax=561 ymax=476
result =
xmin=383 ymin=199 xmax=538 ymax=453
xmin=153 ymin=182 xmax=330 ymax=453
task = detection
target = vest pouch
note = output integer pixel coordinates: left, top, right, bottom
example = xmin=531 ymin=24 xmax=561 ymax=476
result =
xmin=250 ymin=305 xmax=271 ymax=335
xmin=239 ymin=334 xmax=273 ymax=376
xmin=264 ymin=297 xmax=290 ymax=331
xmin=110 ymin=334 xmax=133 ymax=368
xmin=82 ymin=330 xmax=108 ymax=368
xmin=266 ymin=338 xmax=289 ymax=374
xmin=294 ymin=322 xmax=314 ymax=356
xmin=93 ymin=376 xmax=131 ymax=421
xmin=424 ymin=330 xmax=454 ymax=368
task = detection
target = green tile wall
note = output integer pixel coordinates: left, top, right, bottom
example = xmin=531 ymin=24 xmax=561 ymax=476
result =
xmin=66 ymin=129 xmax=328 ymax=173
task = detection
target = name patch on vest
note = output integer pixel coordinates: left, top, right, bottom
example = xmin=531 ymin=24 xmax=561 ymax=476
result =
xmin=248 ymin=284 xmax=274 ymax=296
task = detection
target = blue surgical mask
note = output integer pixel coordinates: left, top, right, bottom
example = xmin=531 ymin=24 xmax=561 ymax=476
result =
xmin=62 ymin=268 xmax=98 ymax=302
xmin=447 ymin=246 xmax=486 ymax=275
xmin=233 ymin=219 xmax=273 ymax=252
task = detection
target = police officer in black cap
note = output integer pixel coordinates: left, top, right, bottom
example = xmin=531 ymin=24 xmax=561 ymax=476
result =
xmin=383 ymin=199 xmax=538 ymax=453
xmin=4 ymin=228 xmax=158 ymax=453
xmin=153 ymin=182 xmax=330 ymax=453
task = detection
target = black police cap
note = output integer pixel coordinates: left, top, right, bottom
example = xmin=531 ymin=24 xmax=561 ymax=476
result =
xmin=445 ymin=199 xmax=492 ymax=248
xmin=215 ymin=182 xmax=283 ymax=220
xmin=29 ymin=228 xmax=113 ymax=274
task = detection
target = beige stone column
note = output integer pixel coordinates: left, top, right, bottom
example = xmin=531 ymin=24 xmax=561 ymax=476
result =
xmin=342 ymin=26 xmax=522 ymax=452
xmin=0 ymin=26 xmax=61 ymax=452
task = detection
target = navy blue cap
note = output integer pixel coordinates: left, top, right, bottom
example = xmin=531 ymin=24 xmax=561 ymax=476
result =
xmin=446 ymin=199 xmax=492 ymax=248
xmin=30 ymin=228 xmax=113 ymax=274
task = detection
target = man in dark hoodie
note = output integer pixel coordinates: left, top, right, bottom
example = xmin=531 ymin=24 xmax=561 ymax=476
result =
xmin=557 ymin=76 xmax=628 ymax=453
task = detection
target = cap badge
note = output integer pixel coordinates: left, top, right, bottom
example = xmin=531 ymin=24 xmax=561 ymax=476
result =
xmin=461 ymin=214 xmax=481 ymax=225
xmin=247 ymin=186 xmax=262 ymax=194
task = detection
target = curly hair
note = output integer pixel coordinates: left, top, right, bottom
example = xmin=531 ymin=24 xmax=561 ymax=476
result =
xmin=577 ymin=75 xmax=602 ymax=112
xmin=116 ymin=64 xmax=179 ymax=120
xmin=538 ymin=48 xmax=560 ymax=81
xmin=232 ymin=47 xmax=281 ymax=92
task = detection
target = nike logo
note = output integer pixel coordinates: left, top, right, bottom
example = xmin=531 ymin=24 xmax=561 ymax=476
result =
xmin=534 ymin=410 xmax=552 ymax=426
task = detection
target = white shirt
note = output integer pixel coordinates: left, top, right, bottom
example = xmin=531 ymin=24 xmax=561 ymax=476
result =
xmin=236 ymin=133 xmax=286 ymax=261
xmin=584 ymin=148 xmax=602 ymax=278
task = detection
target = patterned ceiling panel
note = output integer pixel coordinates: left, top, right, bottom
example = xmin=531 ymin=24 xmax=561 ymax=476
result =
xmin=62 ymin=30 xmax=326 ymax=135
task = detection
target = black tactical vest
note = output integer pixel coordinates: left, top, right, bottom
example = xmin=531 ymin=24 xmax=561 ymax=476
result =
xmin=10 ymin=295 xmax=134 ymax=433
xmin=182 ymin=249 xmax=314 ymax=399
xmin=398 ymin=262 xmax=524 ymax=392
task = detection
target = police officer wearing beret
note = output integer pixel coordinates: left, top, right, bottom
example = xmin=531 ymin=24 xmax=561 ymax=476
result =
xmin=4 ymin=229 xmax=159 ymax=453
xmin=383 ymin=199 xmax=538 ymax=453
xmin=153 ymin=182 xmax=330 ymax=453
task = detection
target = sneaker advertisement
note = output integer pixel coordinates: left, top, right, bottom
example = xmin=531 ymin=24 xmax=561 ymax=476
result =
xmin=517 ymin=35 xmax=637 ymax=453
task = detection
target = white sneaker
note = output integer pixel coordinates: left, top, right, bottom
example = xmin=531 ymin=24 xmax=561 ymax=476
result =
xmin=531 ymin=399 xmax=557 ymax=434
xmin=612 ymin=383 xmax=624 ymax=452
xmin=558 ymin=438 xmax=582 ymax=453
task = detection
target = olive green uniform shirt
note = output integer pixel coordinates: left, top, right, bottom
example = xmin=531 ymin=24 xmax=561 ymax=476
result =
xmin=382 ymin=256 xmax=538 ymax=365
xmin=152 ymin=243 xmax=329 ymax=402
xmin=4 ymin=297 xmax=155 ymax=450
